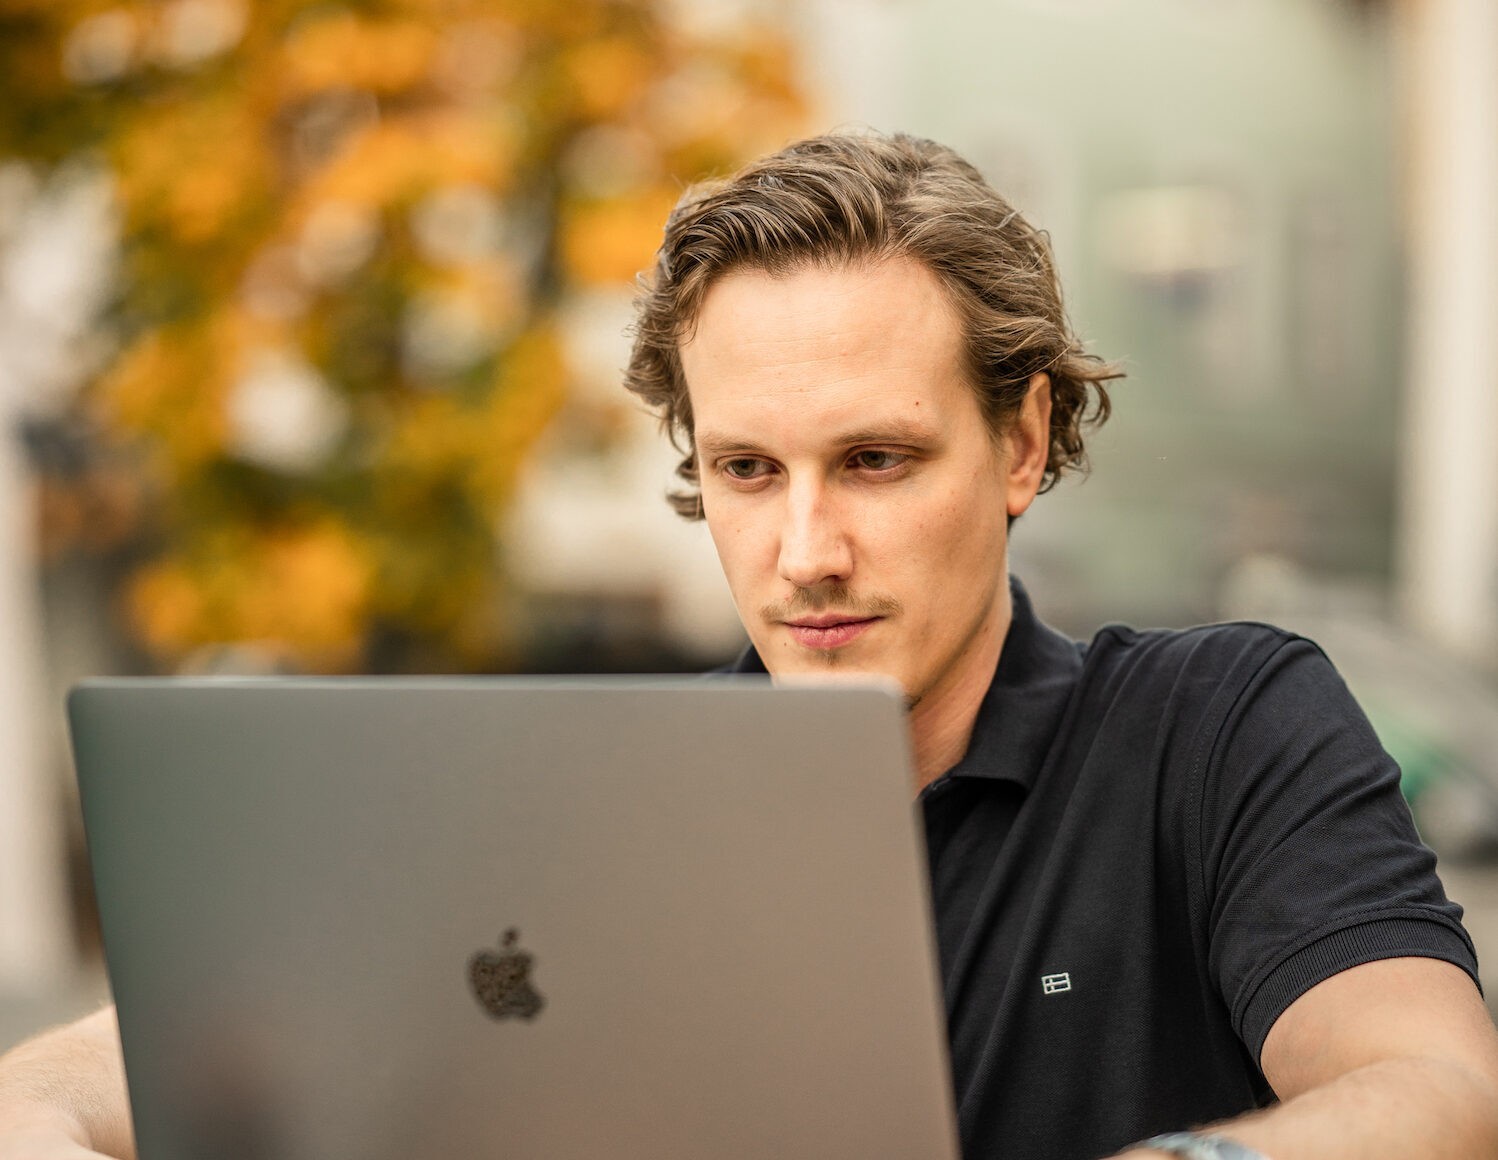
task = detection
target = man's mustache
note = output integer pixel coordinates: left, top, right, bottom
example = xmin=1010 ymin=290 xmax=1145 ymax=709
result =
xmin=760 ymin=586 xmax=903 ymax=622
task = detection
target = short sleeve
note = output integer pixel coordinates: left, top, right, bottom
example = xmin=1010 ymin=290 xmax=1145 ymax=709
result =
xmin=1195 ymin=635 xmax=1479 ymax=1062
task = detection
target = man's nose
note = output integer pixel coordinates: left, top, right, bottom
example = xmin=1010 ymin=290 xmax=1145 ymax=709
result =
xmin=777 ymin=481 xmax=853 ymax=588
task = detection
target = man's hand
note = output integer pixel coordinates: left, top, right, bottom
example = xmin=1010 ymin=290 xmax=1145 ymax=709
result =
xmin=0 ymin=1007 xmax=134 ymax=1160
xmin=0 ymin=1106 xmax=111 ymax=1160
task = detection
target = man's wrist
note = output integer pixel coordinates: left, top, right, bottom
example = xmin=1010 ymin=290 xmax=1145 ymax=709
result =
xmin=1135 ymin=1132 xmax=1270 ymax=1160
xmin=0 ymin=1098 xmax=92 ymax=1146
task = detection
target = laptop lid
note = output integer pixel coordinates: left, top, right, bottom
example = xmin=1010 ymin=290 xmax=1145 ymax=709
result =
xmin=68 ymin=677 xmax=959 ymax=1160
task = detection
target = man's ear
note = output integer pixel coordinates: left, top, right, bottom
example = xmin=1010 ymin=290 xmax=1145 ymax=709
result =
xmin=1005 ymin=373 xmax=1052 ymax=519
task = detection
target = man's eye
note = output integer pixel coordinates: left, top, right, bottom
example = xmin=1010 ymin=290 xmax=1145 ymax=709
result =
xmin=723 ymin=458 xmax=768 ymax=480
xmin=850 ymin=449 xmax=907 ymax=471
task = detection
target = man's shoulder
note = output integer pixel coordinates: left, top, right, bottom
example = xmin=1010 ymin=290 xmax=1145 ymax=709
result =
xmin=1066 ymin=615 xmax=1344 ymax=745
xmin=1081 ymin=615 xmax=1314 ymax=685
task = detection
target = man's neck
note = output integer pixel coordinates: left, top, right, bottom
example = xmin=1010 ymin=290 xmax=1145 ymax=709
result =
xmin=907 ymin=579 xmax=1014 ymax=792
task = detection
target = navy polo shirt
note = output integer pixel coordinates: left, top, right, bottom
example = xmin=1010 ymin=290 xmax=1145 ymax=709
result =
xmin=728 ymin=577 xmax=1479 ymax=1160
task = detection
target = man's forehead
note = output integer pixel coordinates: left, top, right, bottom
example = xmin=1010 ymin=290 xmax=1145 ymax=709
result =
xmin=680 ymin=259 xmax=966 ymax=394
xmin=689 ymin=256 xmax=956 ymax=343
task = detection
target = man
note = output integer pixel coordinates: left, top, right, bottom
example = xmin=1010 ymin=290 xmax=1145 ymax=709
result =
xmin=2 ymin=130 xmax=1497 ymax=1160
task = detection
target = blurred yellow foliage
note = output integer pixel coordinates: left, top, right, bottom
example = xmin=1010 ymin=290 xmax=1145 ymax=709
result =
xmin=96 ymin=322 xmax=230 ymax=472
xmin=127 ymin=561 xmax=208 ymax=658
xmin=561 ymin=184 xmax=680 ymax=286
xmin=280 ymin=13 xmax=439 ymax=98
xmin=317 ymin=111 xmax=519 ymax=208
xmin=563 ymin=36 xmax=653 ymax=120
xmin=2 ymin=0 xmax=807 ymax=672
xmin=115 ymin=96 xmax=270 ymax=244
xmin=128 ymin=521 xmax=375 ymax=670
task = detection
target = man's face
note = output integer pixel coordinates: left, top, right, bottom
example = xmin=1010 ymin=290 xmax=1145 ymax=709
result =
xmin=679 ymin=256 xmax=1048 ymax=709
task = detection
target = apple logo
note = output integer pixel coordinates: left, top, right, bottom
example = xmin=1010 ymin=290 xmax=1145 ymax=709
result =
xmin=468 ymin=928 xmax=545 ymax=1020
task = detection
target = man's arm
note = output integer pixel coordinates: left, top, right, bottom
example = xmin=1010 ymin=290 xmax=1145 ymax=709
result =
xmin=0 ymin=1005 xmax=134 ymax=1159
xmin=1117 ymin=956 xmax=1498 ymax=1159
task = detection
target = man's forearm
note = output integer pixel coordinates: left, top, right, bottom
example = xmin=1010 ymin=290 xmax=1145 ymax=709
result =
xmin=1120 ymin=1054 xmax=1498 ymax=1160
xmin=0 ymin=1006 xmax=134 ymax=1159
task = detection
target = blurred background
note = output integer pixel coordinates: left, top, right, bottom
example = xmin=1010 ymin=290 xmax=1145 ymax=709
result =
xmin=3 ymin=0 xmax=1498 ymax=1044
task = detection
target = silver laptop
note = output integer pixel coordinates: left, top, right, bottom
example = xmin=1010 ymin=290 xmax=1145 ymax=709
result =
xmin=68 ymin=677 xmax=958 ymax=1160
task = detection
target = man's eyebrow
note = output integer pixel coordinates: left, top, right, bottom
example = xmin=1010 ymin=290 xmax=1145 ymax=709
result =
xmin=695 ymin=431 xmax=767 ymax=455
xmin=695 ymin=420 xmax=942 ymax=456
xmin=832 ymin=420 xmax=943 ymax=446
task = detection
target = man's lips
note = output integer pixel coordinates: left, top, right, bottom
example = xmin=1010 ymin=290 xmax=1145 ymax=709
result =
xmin=782 ymin=615 xmax=881 ymax=650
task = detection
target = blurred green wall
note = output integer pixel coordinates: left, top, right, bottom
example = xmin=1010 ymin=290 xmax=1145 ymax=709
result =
xmin=895 ymin=0 xmax=1400 ymax=629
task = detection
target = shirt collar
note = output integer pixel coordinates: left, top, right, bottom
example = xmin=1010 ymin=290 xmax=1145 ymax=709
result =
xmin=943 ymin=575 xmax=1082 ymax=791
xmin=723 ymin=575 xmax=1081 ymax=790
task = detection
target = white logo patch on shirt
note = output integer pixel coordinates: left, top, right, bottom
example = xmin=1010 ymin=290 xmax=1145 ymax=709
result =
xmin=1041 ymin=972 xmax=1072 ymax=995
